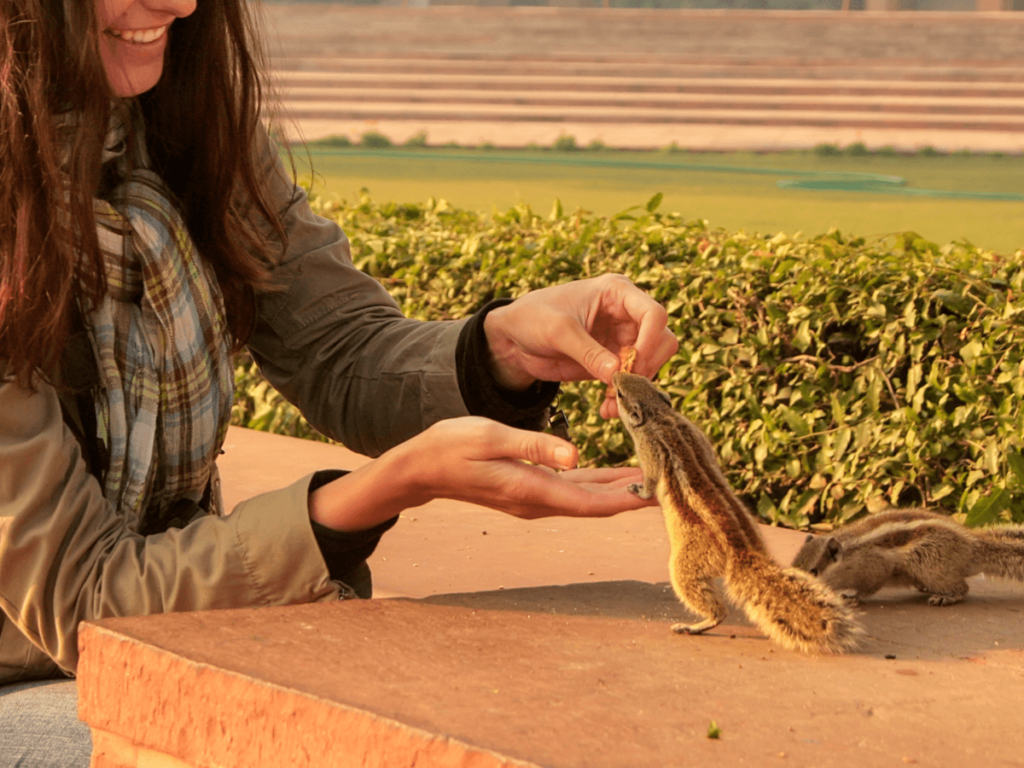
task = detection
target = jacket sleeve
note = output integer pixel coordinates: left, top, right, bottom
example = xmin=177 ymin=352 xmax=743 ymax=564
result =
xmin=0 ymin=373 xmax=341 ymax=678
xmin=243 ymin=132 xmax=471 ymax=458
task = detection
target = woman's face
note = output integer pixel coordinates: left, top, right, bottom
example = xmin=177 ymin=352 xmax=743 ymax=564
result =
xmin=95 ymin=0 xmax=197 ymax=97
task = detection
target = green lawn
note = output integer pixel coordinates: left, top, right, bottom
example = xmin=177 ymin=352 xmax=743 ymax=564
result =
xmin=291 ymin=148 xmax=1024 ymax=254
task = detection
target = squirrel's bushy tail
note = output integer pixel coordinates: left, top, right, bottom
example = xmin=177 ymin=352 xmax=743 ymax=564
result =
xmin=726 ymin=550 xmax=862 ymax=654
xmin=976 ymin=525 xmax=1024 ymax=582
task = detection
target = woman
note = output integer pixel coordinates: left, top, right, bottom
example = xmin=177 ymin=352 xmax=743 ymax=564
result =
xmin=0 ymin=0 xmax=677 ymax=764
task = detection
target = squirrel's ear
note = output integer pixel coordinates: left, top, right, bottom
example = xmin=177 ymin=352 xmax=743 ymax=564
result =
xmin=657 ymin=388 xmax=672 ymax=406
xmin=825 ymin=537 xmax=843 ymax=560
xmin=804 ymin=534 xmax=814 ymax=543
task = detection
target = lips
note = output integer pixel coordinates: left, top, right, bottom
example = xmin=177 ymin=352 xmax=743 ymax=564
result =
xmin=106 ymin=25 xmax=169 ymax=45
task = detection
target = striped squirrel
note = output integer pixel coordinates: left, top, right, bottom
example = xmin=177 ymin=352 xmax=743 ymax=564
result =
xmin=612 ymin=367 xmax=862 ymax=654
xmin=792 ymin=508 xmax=1024 ymax=606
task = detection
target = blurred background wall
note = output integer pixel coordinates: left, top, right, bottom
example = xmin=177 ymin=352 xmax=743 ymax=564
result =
xmin=261 ymin=5 xmax=1024 ymax=151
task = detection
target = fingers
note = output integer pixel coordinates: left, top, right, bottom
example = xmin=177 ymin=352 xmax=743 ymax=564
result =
xmin=604 ymin=276 xmax=678 ymax=379
xmin=479 ymin=273 xmax=677 ymax=390
xmin=558 ymin=466 xmax=642 ymax=484
xmin=631 ymin=328 xmax=678 ymax=380
xmin=544 ymin=275 xmax=676 ymax=384
xmin=556 ymin=317 xmax=621 ymax=384
xmin=599 ymin=391 xmax=619 ymax=421
xmin=505 ymin=463 xmax=655 ymax=519
xmin=458 ymin=417 xmax=579 ymax=471
xmin=512 ymin=429 xmax=578 ymax=471
xmin=420 ymin=418 xmax=655 ymax=519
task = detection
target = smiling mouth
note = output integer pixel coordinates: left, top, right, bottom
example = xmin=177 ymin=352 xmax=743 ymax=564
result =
xmin=106 ymin=25 xmax=169 ymax=45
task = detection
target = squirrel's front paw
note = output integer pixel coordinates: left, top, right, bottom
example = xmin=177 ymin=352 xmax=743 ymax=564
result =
xmin=627 ymin=482 xmax=654 ymax=500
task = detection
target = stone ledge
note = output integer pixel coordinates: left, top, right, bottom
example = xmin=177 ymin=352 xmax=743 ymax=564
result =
xmin=77 ymin=427 xmax=1024 ymax=766
xmin=79 ymin=614 xmax=534 ymax=768
xmin=78 ymin=595 xmax=1024 ymax=768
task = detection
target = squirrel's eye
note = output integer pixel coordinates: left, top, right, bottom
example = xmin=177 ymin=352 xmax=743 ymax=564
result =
xmin=809 ymin=568 xmax=819 ymax=577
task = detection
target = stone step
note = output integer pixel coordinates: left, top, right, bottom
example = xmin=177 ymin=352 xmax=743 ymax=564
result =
xmin=261 ymin=7 xmax=1024 ymax=65
xmin=273 ymin=69 xmax=1024 ymax=95
xmin=273 ymin=66 xmax=1024 ymax=137
xmin=273 ymin=55 xmax=1024 ymax=84
xmin=278 ymin=84 xmax=1024 ymax=114
xmin=280 ymin=99 xmax=1024 ymax=132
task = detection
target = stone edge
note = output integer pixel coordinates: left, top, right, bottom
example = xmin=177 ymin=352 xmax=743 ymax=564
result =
xmin=77 ymin=622 xmax=538 ymax=768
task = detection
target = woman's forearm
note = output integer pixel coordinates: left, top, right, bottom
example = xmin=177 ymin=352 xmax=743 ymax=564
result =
xmin=307 ymin=440 xmax=428 ymax=532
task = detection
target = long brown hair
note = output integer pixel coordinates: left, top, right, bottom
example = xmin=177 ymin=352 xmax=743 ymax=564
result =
xmin=0 ymin=0 xmax=285 ymax=389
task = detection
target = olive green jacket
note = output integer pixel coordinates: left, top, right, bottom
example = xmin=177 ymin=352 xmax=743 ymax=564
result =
xmin=0 ymin=131 xmax=470 ymax=683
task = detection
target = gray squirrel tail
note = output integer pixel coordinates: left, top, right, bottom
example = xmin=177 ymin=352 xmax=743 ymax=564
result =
xmin=976 ymin=525 xmax=1024 ymax=582
xmin=726 ymin=549 xmax=863 ymax=654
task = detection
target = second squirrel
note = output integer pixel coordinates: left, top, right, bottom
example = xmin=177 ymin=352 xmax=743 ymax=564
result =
xmin=792 ymin=509 xmax=1024 ymax=605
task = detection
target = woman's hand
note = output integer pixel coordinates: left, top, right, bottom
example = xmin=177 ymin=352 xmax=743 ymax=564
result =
xmin=403 ymin=417 xmax=652 ymax=520
xmin=309 ymin=416 xmax=656 ymax=532
xmin=482 ymin=274 xmax=678 ymax=418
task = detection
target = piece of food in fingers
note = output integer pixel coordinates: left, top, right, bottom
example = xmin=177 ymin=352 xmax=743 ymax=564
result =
xmin=619 ymin=345 xmax=638 ymax=374
xmin=609 ymin=345 xmax=640 ymax=399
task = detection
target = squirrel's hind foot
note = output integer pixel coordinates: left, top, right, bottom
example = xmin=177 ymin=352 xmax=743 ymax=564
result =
xmin=671 ymin=618 xmax=722 ymax=635
xmin=927 ymin=593 xmax=966 ymax=606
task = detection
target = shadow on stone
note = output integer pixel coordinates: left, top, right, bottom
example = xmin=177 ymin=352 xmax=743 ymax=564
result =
xmin=847 ymin=578 xmax=1024 ymax=659
xmin=413 ymin=577 xmax=1024 ymax=660
xmin=416 ymin=580 xmax=700 ymax=623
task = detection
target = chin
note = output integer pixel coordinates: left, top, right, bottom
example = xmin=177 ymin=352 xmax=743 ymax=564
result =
xmin=109 ymin=70 xmax=163 ymax=98
xmin=100 ymin=52 xmax=165 ymax=97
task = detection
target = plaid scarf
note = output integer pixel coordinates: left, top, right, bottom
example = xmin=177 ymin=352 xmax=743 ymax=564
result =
xmin=81 ymin=120 xmax=233 ymax=527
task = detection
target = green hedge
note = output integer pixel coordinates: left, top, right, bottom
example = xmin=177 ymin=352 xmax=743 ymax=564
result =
xmin=232 ymin=189 xmax=1024 ymax=529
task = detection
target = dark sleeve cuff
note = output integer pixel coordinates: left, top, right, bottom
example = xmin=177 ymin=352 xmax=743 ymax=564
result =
xmin=456 ymin=299 xmax=560 ymax=431
xmin=308 ymin=470 xmax=399 ymax=585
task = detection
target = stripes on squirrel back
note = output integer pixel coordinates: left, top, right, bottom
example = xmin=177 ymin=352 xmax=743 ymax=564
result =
xmin=679 ymin=418 xmax=768 ymax=555
xmin=974 ymin=524 xmax=1024 ymax=581
xmin=979 ymin=524 xmax=1024 ymax=542
xmin=838 ymin=514 xmax=966 ymax=553
xmin=662 ymin=416 xmax=765 ymax=556
xmin=834 ymin=509 xmax=952 ymax=537
xmin=654 ymin=442 xmax=708 ymax=533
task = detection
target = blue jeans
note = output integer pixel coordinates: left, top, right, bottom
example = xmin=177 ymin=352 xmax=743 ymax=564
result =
xmin=0 ymin=680 xmax=91 ymax=767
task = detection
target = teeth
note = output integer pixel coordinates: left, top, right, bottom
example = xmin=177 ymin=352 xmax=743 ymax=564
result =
xmin=111 ymin=25 xmax=168 ymax=44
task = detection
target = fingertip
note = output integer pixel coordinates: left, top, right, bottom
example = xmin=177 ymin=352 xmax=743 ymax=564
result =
xmin=600 ymin=396 xmax=619 ymax=420
xmin=634 ymin=330 xmax=679 ymax=379
xmin=597 ymin=354 xmax=619 ymax=382
xmin=554 ymin=443 xmax=578 ymax=470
